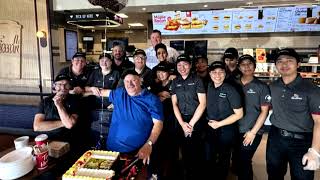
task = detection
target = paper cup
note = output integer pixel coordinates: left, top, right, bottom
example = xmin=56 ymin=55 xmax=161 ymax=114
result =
xmin=35 ymin=149 xmax=49 ymax=170
xmin=14 ymin=136 xmax=29 ymax=149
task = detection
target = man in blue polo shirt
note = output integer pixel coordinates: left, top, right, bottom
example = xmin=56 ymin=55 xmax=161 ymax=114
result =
xmin=101 ymin=70 xmax=164 ymax=164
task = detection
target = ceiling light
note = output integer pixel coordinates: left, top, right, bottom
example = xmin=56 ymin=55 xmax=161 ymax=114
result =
xmin=203 ymin=4 xmax=208 ymax=8
xmin=142 ymin=7 xmax=146 ymax=11
xmin=116 ymin=13 xmax=128 ymax=18
xmin=128 ymin=23 xmax=144 ymax=27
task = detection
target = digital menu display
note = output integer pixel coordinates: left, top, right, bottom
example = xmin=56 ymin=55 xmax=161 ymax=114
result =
xmin=152 ymin=5 xmax=320 ymax=35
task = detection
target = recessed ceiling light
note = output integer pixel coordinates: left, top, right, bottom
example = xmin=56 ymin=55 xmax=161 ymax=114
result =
xmin=142 ymin=7 xmax=146 ymax=11
xmin=116 ymin=13 xmax=128 ymax=18
xmin=128 ymin=23 xmax=144 ymax=27
xmin=203 ymin=4 xmax=208 ymax=8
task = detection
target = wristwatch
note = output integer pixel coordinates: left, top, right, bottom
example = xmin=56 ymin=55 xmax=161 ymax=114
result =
xmin=147 ymin=140 xmax=153 ymax=147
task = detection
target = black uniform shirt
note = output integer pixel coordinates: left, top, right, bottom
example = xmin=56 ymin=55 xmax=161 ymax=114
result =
xmin=37 ymin=94 xmax=79 ymax=121
xmin=171 ymin=73 xmax=205 ymax=115
xmin=207 ymin=82 xmax=242 ymax=121
xmin=118 ymin=67 xmax=153 ymax=89
xmin=86 ymin=69 xmax=120 ymax=89
xmin=112 ymin=59 xmax=134 ymax=75
xmin=238 ymin=78 xmax=271 ymax=133
xmin=58 ymin=66 xmax=91 ymax=88
xmin=270 ymin=75 xmax=320 ymax=132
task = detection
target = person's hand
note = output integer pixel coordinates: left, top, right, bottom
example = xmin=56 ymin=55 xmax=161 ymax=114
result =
xmin=53 ymin=92 xmax=64 ymax=107
xmin=168 ymin=75 xmax=177 ymax=81
xmin=136 ymin=143 xmax=152 ymax=165
xmin=72 ymin=86 xmax=84 ymax=94
xmin=302 ymin=148 xmax=320 ymax=171
xmin=158 ymin=91 xmax=170 ymax=102
xmin=243 ymin=131 xmax=256 ymax=146
xmin=208 ymin=120 xmax=221 ymax=129
xmin=90 ymin=87 xmax=101 ymax=96
xmin=181 ymin=122 xmax=192 ymax=137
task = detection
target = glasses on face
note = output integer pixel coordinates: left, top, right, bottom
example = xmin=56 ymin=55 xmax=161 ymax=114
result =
xmin=134 ymin=55 xmax=146 ymax=60
xmin=55 ymin=83 xmax=71 ymax=89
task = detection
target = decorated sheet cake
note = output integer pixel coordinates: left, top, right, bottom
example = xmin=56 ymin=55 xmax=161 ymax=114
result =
xmin=63 ymin=150 xmax=119 ymax=180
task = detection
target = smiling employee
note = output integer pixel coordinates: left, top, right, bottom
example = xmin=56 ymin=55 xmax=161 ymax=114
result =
xmin=267 ymin=48 xmax=320 ymax=180
xmin=237 ymin=55 xmax=271 ymax=180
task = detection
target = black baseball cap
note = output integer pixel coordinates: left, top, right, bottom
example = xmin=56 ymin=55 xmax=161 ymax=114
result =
xmin=222 ymin=47 xmax=239 ymax=60
xmin=121 ymin=69 xmax=139 ymax=79
xmin=274 ymin=48 xmax=300 ymax=63
xmin=195 ymin=54 xmax=208 ymax=63
xmin=54 ymin=74 xmax=70 ymax=82
xmin=154 ymin=62 xmax=171 ymax=72
xmin=208 ymin=61 xmax=226 ymax=72
xmin=238 ymin=54 xmax=256 ymax=66
xmin=176 ymin=54 xmax=192 ymax=64
xmin=133 ymin=49 xmax=146 ymax=57
xmin=72 ymin=52 xmax=86 ymax=59
xmin=99 ymin=53 xmax=112 ymax=60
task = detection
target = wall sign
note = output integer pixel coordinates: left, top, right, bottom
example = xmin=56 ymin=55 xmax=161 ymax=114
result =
xmin=0 ymin=20 xmax=22 ymax=78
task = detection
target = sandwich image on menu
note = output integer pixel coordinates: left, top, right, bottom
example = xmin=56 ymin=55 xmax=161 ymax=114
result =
xmin=191 ymin=17 xmax=207 ymax=29
xmin=179 ymin=18 xmax=191 ymax=29
xmin=213 ymin=25 xmax=219 ymax=30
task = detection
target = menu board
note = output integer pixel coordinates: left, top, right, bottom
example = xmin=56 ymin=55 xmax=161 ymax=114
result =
xmin=152 ymin=11 xmax=210 ymax=35
xmin=275 ymin=7 xmax=294 ymax=32
xmin=210 ymin=10 xmax=233 ymax=33
xmin=152 ymin=5 xmax=320 ymax=35
xmin=254 ymin=8 xmax=278 ymax=32
xmin=232 ymin=9 xmax=257 ymax=33
xmin=293 ymin=6 xmax=320 ymax=32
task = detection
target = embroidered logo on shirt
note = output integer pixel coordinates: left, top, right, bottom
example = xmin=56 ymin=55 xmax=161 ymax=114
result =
xmin=188 ymin=83 xmax=195 ymax=86
xmin=291 ymin=94 xmax=303 ymax=100
xmin=265 ymin=95 xmax=272 ymax=102
xmin=109 ymin=77 xmax=115 ymax=81
xmin=219 ymin=93 xmax=226 ymax=98
xmin=247 ymin=88 xmax=256 ymax=94
xmin=176 ymin=84 xmax=182 ymax=87
xmin=81 ymin=76 xmax=87 ymax=80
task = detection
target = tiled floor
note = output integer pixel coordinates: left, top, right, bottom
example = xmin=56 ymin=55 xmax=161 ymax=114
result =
xmin=227 ymin=134 xmax=320 ymax=180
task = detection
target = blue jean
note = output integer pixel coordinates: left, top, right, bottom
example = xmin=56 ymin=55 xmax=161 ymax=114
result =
xmin=238 ymin=133 xmax=262 ymax=180
xmin=266 ymin=126 xmax=314 ymax=180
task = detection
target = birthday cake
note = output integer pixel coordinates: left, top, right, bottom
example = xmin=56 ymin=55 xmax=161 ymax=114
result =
xmin=62 ymin=150 xmax=119 ymax=180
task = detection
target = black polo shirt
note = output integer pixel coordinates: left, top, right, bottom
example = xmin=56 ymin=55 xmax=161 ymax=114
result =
xmin=238 ymin=78 xmax=271 ymax=133
xmin=37 ymin=94 xmax=79 ymax=121
xmin=171 ymin=73 xmax=205 ymax=115
xmin=207 ymin=82 xmax=242 ymax=121
xmin=112 ymin=59 xmax=134 ymax=75
xmin=86 ymin=69 xmax=120 ymax=89
xmin=270 ymin=75 xmax=320 ymax=132
xmin=58 ymin=66 xmax=91 ymax=88
xmin=118 ymin=67 xmax=153 ymax=89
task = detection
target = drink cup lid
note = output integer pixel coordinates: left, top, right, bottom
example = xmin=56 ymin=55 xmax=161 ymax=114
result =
xmin=35 ymin=134 xmax=48 ymax=142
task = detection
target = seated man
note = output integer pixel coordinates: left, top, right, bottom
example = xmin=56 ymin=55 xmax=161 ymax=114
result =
xmin=33 ymin=74 xmax=80 ymax=143
xmin=101 ymin=70 xmax=164 ymax=165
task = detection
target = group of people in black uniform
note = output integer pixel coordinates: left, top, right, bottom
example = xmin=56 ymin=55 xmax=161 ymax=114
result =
xmin=33 ymin=29 xmax=320 ymax=180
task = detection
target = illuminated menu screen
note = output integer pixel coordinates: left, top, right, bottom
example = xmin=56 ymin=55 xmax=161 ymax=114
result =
xmin=152 ymin=5 xmax=320 ymax=35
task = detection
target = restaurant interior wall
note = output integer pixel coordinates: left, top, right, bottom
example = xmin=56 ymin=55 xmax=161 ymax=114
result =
xmin=0 ymin=0 xmax=52 ymax=105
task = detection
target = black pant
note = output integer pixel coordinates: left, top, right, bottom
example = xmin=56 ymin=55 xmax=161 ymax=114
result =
xmin=238 ymin=133 xmax=262 ymax=180
xmin=266 ymin=126 xmax=314 ymax=180
xmin=205 ymin=124 xmax=237 ymax=180
xmin=178 ymin=115 xmax=205 ymax=180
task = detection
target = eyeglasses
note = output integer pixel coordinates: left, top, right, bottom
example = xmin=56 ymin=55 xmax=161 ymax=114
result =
xmin=134 ymin=55 xmax=146 ymax=60
xmin=55 ymin=83 xmax=71 ymax=89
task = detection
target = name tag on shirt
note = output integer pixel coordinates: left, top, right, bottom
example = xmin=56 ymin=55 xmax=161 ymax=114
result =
xmin=188 ymin=83 xmax=195 ymax=86
xmin=176 ymin=84 xmax=182 ymax=87
xmin=247 ymin=88 xmax=256 ymax=94
xmin=291 ymin=93 xmax=303 ymax=100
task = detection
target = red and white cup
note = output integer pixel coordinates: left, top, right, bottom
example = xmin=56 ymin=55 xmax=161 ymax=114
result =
xmin=35 ymin=134 xmax=48 ymax=146
xmin=35 ymin=149 xmax=49 ymax=170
